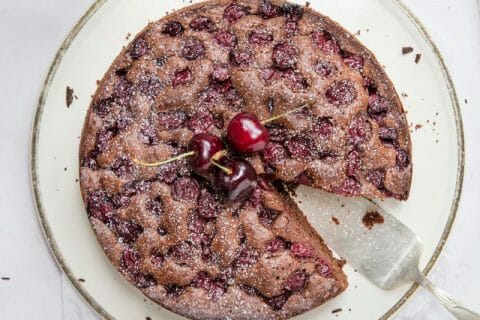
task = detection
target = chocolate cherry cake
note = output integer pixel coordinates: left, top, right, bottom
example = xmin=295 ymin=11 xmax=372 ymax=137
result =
xmin=80 ymin=0 xmax=412 ymax=319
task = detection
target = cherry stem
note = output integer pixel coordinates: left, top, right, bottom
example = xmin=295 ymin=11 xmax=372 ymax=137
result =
xmin=261 ymin=104 xmax=308 ymax=125
xmin=210 ymin=160 xmax=233 ymax=175
xmin=211 ymin=149 xmax=228 ymax=162
xmin=133 ymin=151 xmax=195 ymax=167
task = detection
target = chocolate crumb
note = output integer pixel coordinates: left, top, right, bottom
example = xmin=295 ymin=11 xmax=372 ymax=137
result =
xmin=126 ymin=32 xmax=132 ymax=40
xmin=305 ymin=1 xmax=310 ymax=7
xmin=415 ymin=124 xmax=423 ymax=130
xmin=331 ymin=308 xmax=342 ymax=314
xmin=2 ymin=277 xmax=10 ymax=281
xmin=415 ymin=53 xmax=422 ymax=64
xmin=146 ymin=317 xmax=152 ymax=320
xmin=362 ymin=211 xmax=384 ymax=230
xmin=75 ymin=179 xmax=79 ymax=183
xmin=331 ymin=216 xmax=340 ymax=225
xmin=78 ymin=278 xmax=85 ymax=283
xmin=64 ymin=167 xmax=68 ymax=171
xmin=286 ymin=182 xmax=298 ymax=197
xmin=402 ymin=46 xmax=414 ymax=55
xmin=66 ymin=86 xmax=75 ymax=108
xmin=348 ymin=308 xmax=352 ymax=312
xmin=354 ymin=30 xmax=361 ymax=36
xmin=465 ymin=99 xmax=468 ymax=104
xmin=401 ymin=92 xmax=408 ymax=97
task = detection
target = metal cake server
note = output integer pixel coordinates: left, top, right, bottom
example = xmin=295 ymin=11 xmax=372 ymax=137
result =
xmin=295 ymin=188 xmax=480 ymax=320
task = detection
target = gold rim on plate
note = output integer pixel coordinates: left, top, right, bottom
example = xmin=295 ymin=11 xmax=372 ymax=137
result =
xmin=30 ymin=1 xmax=465 ymax=319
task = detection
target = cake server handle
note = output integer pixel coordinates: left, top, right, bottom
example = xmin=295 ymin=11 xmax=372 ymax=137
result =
xmin=416 ymin=272 xmax=480 ymax=320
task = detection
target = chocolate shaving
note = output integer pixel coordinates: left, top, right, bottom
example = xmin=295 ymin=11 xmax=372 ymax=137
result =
xmin=66 ymin=86 xmax=75 ymax=108
xmin=402 ymin=46 xmax=413 ymax=55
xmin=362 ymin=211 xmax=384 ymax=229
xmin=331 ymin=216 xmax=340 ymax=225
xmin=331 ymin=308 xmax=343 ymax=314
xmin=415 ymin=53 xmax=422 ymax=64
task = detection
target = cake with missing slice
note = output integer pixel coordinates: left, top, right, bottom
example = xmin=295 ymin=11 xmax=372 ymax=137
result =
xmin=79 ymin=0 xmax=412 ymax=319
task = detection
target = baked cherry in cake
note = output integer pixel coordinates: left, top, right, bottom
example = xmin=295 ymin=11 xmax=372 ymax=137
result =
xmin=80 ymin=0 xmax=412 ymax=319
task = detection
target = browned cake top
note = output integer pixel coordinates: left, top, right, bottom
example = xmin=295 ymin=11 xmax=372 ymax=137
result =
xmin=80 ymin=0 xmax=412 ymax=319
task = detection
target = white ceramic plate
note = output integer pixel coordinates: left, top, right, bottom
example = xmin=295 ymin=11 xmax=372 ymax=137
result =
xmin=31 ymin=0 xmax=463 ymax=319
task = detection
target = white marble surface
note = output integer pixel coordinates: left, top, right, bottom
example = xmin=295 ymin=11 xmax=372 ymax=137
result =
xmin=0 ymin=0 xmax=479 ymax=319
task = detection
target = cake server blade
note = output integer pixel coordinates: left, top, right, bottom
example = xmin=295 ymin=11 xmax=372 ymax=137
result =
xmin=294 ymin=187 xmax=480 ymax=320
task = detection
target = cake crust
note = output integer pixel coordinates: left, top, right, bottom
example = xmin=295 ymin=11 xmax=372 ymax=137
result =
xmin=80 ymin=1 xmax=412 ymax=319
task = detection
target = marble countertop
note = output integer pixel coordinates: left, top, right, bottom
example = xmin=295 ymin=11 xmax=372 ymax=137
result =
xmin=0 ymin=0 xmax=479 ymax=319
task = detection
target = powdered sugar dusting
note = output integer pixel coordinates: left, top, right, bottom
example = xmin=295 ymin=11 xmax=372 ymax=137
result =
xmin=79 ymin=0 xmax=412 ymax=318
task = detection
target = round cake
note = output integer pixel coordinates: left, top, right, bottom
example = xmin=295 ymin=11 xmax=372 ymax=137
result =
xmin=79 ymin=0 xmax=412 ymax=319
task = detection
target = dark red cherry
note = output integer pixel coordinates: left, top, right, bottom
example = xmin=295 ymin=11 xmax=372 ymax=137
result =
xmin=227 ymin=112 xmax=270 ymax=153
xmin=217 ymin=159 xmax=258 ymax=203
xmin=188 ymin=134 xmax=224 ymax=172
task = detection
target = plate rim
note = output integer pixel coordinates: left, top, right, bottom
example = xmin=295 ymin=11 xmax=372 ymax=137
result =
xmin=29 ymin=0 xmax=465 ymax=319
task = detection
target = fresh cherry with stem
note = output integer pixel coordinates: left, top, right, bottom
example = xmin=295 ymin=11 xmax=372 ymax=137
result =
xmin=188 ymin=133 xmax=225 ymax=172
xmin=227 ymin=113 xmax=269 ymax=153
xmin=133 ymin=133 xmax=226 ymax=173
xmin=227 ymin=104 xmax=308 ymax=154
xmin=216 ymin=158 xmax=258 ymax=203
